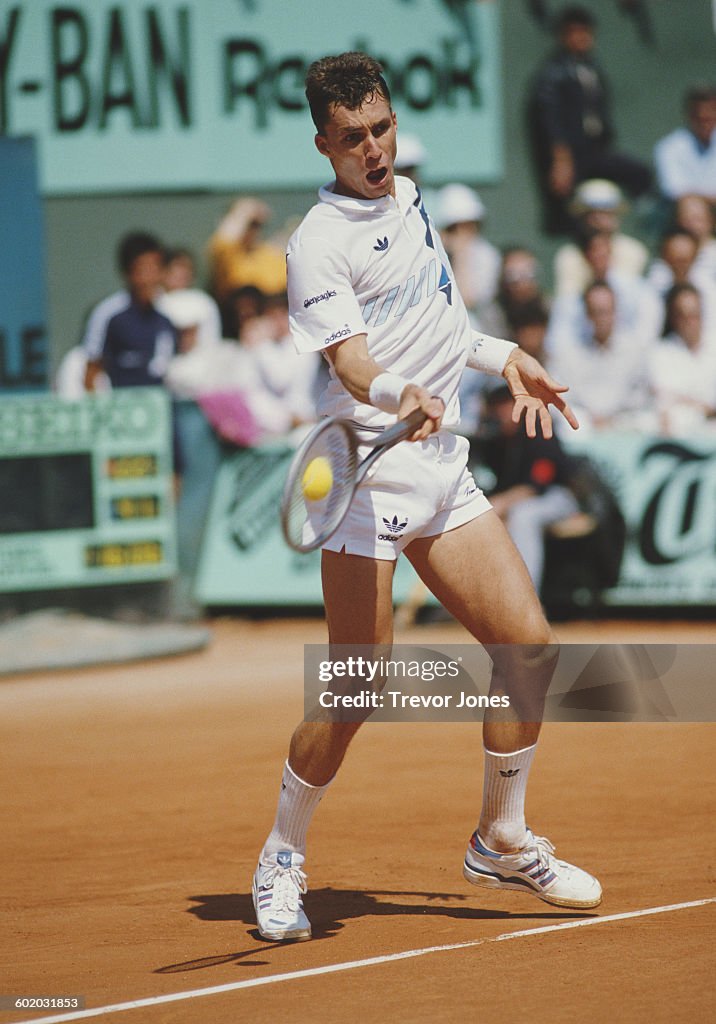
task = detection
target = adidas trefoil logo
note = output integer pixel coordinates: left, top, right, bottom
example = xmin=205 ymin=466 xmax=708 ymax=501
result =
xmin=377 ymin=514 xmax=408 ymax=541
xmin=373 ymin=236 xmax=389 ymax=252
xmin=499 ymin=768 xmax=521 ymax=777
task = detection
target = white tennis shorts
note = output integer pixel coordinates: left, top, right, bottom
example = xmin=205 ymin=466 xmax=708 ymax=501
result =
xmin=323 ymin=429 xmax=491 ymax=561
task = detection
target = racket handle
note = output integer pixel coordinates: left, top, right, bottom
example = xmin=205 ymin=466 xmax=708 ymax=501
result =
xmin=381 ymin=407 xmax=430 ymax=445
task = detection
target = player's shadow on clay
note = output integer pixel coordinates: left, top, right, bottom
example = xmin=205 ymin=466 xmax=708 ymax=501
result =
xmin=155 ymin=888 xmax=595 ymax=974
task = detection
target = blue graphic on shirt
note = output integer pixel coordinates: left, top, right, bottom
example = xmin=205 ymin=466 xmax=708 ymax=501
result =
xmin=361 ymin=198 xmax=454 ymax=327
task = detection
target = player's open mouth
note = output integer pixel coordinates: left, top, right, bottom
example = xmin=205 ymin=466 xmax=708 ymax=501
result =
xmin=367 ymin=167 xmax=388 ymax=185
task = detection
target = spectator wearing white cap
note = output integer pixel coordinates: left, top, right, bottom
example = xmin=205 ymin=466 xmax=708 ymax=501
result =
xmin=553 ymin=178 xmax=649 ymax=297
xmin=434 ymin=183 xmax=501 ymax=317
xmin=394 ymin=133 xmax=428 ymax=185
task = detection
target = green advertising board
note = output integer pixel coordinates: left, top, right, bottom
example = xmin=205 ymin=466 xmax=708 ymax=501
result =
xmin=0 ymin=389 xmax=177 ymax=591
xmin=0 ymin=0 xmax=502 ymax=193
xmin=195 ymin=432 xmax=716 ymax=608
xmin=566 ymin=432 xmax=716 ymax=607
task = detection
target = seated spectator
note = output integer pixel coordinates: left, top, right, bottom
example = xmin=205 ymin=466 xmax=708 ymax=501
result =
xmin=553 ymin=179 xmax=649 ymax=296
xmin=654 ymin=85 xmax=716 ymax=206
xmin=477 ymin=246 xmax=550 ymax=339
xmin=548 ymin=229 xmax=662 ymax=355
xmin=511 ymin=300 xmax=550 ymax=362
xmin=549 ymin=281 xmax=655 ymax=433
xmin=82 ymin=232 xmax=182 ymax=480
xmin=394 ymin=133 xmax=428 ymax=185
xmin=477 ymin=383 xmax=581 ymax=595
xmin=220 ymin=284 xmax=267 ymax=342
xmin=434 ymin=183 xmax=501 ymax=317
xmin=206 ymin=197 xmax=287 ymax=303
xmin=157 ymin=247 xmax=222 ymax=352
xmin=166 ymin=292 xmax=318 ymax=445
xmin=673 ymin=194 xmax=716 ymax=284
xmin=646 ymin=228 xmax=716 ymax=331
xmin=527 ymin=4 xmax=651 ymax=234
xmin=83 ymin=232 xmax=176 ymax=393
xmin=250 ymin=292 xmax=320 ymax=428
xmin=459 ymin=300 xmax=550 ymax=439
xmin=650 ymin=283 xmax=716 ymax=435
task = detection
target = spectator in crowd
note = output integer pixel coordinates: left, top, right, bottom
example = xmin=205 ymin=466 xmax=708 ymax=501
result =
xmin=650 ymin=283 xmax=716 ymax=435
xmin=393 ymin=132 xmax=428 ymax=185
xmin=250 ymin=292 xmax=321 ymax=428
xmin=673 ymin=194 xmax=716 ymax=284
xmin=511 ymin=300 xmax=551 ymax=363
xmin=434 ymin=183 xmax=501 ymax=318
xmin=206 ymin=197 xmax=287 ymax=303
xmin=83 ymin=232 xmax=176 ymax=394
xmin=220 ymin=284 xmax=267 ymax=342
xmin=549 ymin=281 xmax=654 ymax=433
xmin=553 ymin=179 xmax=649 ymax=296
xmin=548 ymin=228 xmax=661 ymax=356
xmin=166 ymin=291 xmax=319 ymax=445
xmin=527 ymin=4 xmax=651 ymax=233
xmin=157 ymin=247 xmax=222 ymax=352
xmin=646 ymin=228 xmax=716 ymax=331
xmin=478 ymin=246 xmax=551 ymax=339
xmin=82 ymin=232 xmax=182 ymax=478
xmin=476 ymin=383 xmax=581 ymax=595
xmin=460 ymin=300 xmax=551 ymax=440
xmin=653 ymin=85 xmax=716 ymax=206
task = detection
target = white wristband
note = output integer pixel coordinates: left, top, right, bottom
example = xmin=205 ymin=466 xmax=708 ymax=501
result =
xmin=467 ymin=332 xmax=518 ymax=375
xmin=368 ymin=372 xmax=410 ymax=413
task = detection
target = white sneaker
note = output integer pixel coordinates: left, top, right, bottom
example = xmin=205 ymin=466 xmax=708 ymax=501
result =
xmin=252 ymin=850 xmax=312 ymax=941
xmin=463 ymin=830 xmax=602 ymax=909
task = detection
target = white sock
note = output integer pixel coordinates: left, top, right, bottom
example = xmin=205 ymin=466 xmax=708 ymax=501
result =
xmin=261 ymin=761 xmax=330 ymax=863
xmin=478 ymin=744 xmax=536 ymax=852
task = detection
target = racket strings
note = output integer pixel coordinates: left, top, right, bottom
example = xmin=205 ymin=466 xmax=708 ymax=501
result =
xmin=282 ymin=422 xmax=357 ymax=551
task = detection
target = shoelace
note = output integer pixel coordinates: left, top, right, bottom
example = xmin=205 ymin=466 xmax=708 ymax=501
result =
xmin=262 ymin=863 xmax=308 ymax=914
xmin=528 ymin=834 xmax=575 ymax=874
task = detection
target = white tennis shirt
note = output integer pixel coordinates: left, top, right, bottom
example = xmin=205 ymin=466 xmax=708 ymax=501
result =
xmin=288 ymin=174 xmax=495 ymax=430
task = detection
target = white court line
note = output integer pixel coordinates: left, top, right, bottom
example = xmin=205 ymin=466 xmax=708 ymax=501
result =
xmin=19 ymin=898 xmax=716 ymax=1024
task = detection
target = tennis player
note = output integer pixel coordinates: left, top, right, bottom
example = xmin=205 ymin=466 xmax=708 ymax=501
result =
xmin=253 ymin=52 xmax=602 ymax=942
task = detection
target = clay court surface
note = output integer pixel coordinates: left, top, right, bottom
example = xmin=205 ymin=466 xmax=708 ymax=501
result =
xmin=1 ymin=614 xmax=714 ymax=1023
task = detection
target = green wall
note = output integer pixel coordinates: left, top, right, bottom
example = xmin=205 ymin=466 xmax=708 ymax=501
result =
xmin=44 ymin=0 xmax=716 ymax=373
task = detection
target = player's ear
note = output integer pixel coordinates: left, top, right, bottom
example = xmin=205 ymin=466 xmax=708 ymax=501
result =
xmin=314 ymin=133 xmax=330 ymax=158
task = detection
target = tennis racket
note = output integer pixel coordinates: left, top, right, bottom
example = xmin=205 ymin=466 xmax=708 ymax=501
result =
xmin=280 ymin=408 xmax=427 ymax=553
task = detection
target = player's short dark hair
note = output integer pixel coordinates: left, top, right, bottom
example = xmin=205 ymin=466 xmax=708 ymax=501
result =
xmin=305 ymin=52 xmax=392 ymax=132
xmin=117 ymin=232 xmax=164 ymax=274
xmin=554 ymin=5 xmax=596 ymax=33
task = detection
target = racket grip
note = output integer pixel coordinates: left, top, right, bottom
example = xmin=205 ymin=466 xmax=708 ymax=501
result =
xmin=381 ymin=407 xmax=430 ymax=445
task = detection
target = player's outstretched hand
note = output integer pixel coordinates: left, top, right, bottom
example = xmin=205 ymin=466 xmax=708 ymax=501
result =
xmin=399 ymin=385 xmax=445 ymax=442
xmin=502 ymin=349 xmax=579 ymax=439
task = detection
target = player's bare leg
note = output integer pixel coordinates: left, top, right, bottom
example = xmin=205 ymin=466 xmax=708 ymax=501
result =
xmin=406 ymin=510 xmax=602 ymax=908
xmin=253 ymin=551 xmax=396 ymax=940
xmin=289 ymin=549 xmax=396 ymax=784
xmin=406 ymin=508 xmax=554 ymax=754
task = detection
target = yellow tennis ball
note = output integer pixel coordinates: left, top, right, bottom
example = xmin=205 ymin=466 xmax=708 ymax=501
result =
xmin=302 ymin=456 xmax=333 ymax=501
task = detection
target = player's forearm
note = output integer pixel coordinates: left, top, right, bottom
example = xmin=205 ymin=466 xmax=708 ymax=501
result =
xmin=328 ymin=332 xmax=410 ymax=412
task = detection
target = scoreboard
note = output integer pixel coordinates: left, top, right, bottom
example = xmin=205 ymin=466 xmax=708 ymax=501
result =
xmin=0 ymin=389 xmax=176 ymax=592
